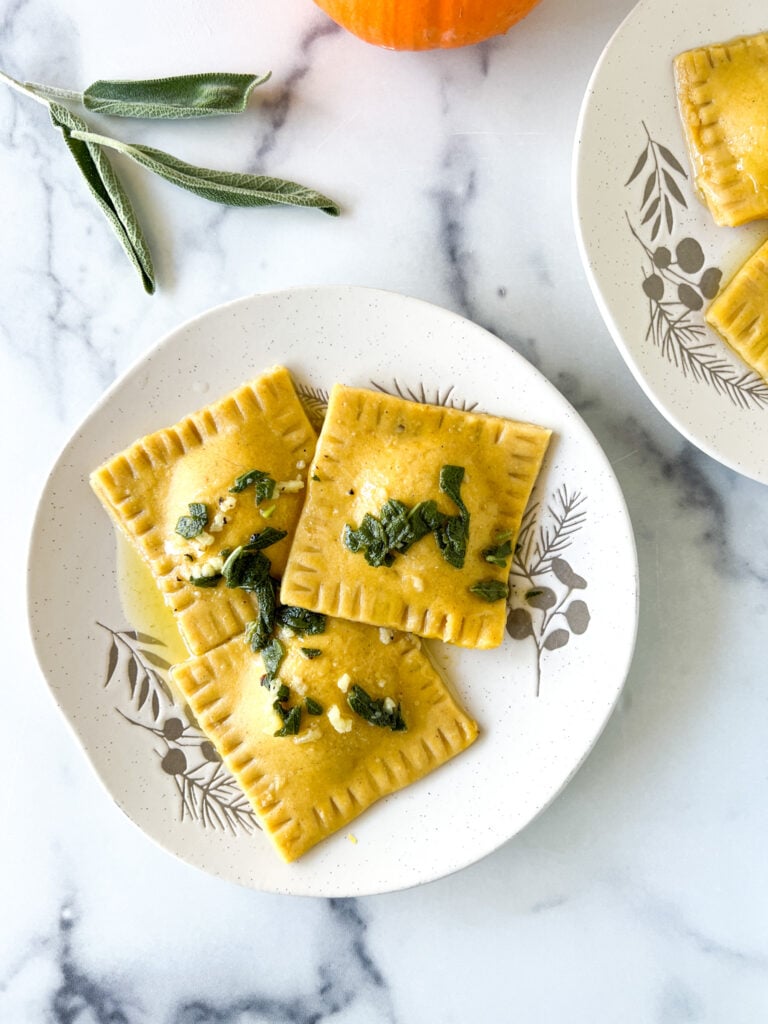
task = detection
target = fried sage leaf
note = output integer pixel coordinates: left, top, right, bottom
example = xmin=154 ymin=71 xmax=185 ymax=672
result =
xmin=469 ymin=579 xmax=509 ymax=603
xmin=347 ymin=684 xmax=406 ymax=732
xmin=49 ymin=102 xmax=155 ymax=293
xmin=83 ymin=72 xmax=271 ymax=119
xmin=70 ymin=130 xmax=340 ymax=214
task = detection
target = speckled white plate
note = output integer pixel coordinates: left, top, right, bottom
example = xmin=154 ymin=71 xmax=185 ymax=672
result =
xmin=27 ymin=286 xmax=637 ymax=896
xmin=574 ymin=0 xmax=768 ymax=484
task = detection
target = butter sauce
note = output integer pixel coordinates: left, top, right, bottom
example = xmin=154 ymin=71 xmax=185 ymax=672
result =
xmin=116 ymin=534 xmax=189 ymax=666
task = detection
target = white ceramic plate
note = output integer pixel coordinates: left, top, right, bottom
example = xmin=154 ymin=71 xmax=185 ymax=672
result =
xmin=27 ymin=286 xmax=637 ymax=896
xmin=574 ymin=0 xmax=768 ymax=483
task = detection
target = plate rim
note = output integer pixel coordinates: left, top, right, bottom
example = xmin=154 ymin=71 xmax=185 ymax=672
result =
xmin=26 ymin=284 xmax=640 ymax=896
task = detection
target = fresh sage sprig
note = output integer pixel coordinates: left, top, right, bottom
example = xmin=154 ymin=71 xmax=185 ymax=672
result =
xmin=81 ymin=73 xmax=272 ymax=119
xmin=68 ymin=131 xmax=340 ymax=213
xmin=14 ymin=71 xmax=271 ymax=119
xmin=0 ymin=67 xmax=339 ymax=292
xmin=49 ymin=102 xmax=155 ymax=292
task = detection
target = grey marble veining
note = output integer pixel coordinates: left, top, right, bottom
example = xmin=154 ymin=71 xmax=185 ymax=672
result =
xmin=2 ymin=0 xmax=768 ymax=1020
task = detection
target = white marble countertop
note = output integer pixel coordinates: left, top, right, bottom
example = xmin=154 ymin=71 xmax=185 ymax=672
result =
xmin=2 ymin=0 xmax=767 ymax=1019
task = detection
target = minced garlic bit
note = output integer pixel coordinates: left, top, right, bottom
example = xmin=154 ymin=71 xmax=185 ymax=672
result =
xmin=327 ymin=704 xmax=352 ymax=733
xmin=293 ymin=725 xmax=320 ymax=745
xmin=275 ymin=479 xmax=305 ymax=495
xmin=378 ymin=628 xmax=395 ymax=645
xmin=209 ymin=511 xmax=228 ymax=533
xmin=337 ymin=672 xmax=351 ymax=693
xmin=218 ymin=495 xmax=237 ymax=512
xmin=383 ymin=697 xmax=397 ymax=714
xmin=291 ymin=679 xmax=307 ymax=697
xmin=198 ymin=555 xmax=224 ymax=578
xmin=195 ymin=531 xmax=215 ymax=549
xmin=296 ymin=459 xmax=306 ymax=470
xmin=164 ymin=538 xmax=190 ymax=558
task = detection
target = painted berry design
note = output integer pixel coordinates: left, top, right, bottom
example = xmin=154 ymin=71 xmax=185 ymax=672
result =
xmin=507 ymin=488 xmax=590 ymax=696
xmin=626 ymin=125 xmax=768 ymax=411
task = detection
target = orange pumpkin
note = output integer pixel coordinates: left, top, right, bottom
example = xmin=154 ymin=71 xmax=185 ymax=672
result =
xmin=313 ymin=0 xmax=543 ymax=50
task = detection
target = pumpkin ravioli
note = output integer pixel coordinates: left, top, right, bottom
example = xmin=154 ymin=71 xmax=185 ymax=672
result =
xmin=706 ymin=238 xmax=768 ymax=381
xmin=170 ymin=618 xmax=478 ymax=862
xmin=280 ymin=385 xmax=551 ymax=649
xmin=91 ymin=367 xmax=316 ymax=656
xmin=674 ymin=32 xmax=768 ymax=226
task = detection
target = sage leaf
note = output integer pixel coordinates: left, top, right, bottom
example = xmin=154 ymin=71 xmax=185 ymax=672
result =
xmin=347 ymin=684 xmax=406 ymax=732
xmin=70 ymin=130 xmax=340 ymax=214
xmin=274 ymin=705 xmax=301 ymax=737
xmin=261 ymin=637 xmax=284 ymax=686
xmin=83 ymin=72 xmax=271 ymax=119
xmin=469 ymin=579 xmax=508 ymax=603
xmin=49 ymin=103 xmax=155 ymax=293
xmin=275 ymin=606 xmax=326 ymax=636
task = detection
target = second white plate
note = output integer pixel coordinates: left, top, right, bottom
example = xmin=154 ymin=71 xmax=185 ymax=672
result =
xmin=574 ymin=0 xmax=768 ymax=483
xmin=28 ymin=286 xmax=637 ymax=896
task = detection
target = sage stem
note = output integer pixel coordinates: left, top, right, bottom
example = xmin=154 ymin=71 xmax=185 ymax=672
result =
xmin=69 ymin=128 xmax=129 ymax=152
xmin=23 ymin=80 xmax=83 ymax=104
xmin=0 ymin=69 xmax=51 ymax=107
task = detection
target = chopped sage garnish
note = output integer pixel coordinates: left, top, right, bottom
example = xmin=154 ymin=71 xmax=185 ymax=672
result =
xmin=261 ymin=638 xmax=284 ymax=686
xmin=244 ymin=527 xmax=287 ymax=550
xmin=343 ymin=465 xmax=468 ymax=569
xmin=175 ymin=502 xmax=208 ymax=539
xmin=245 ymin=579 xmax=278 ymax=652
xmin=343 ymin=498 xmax=445 ymax=568
xmin=276 ymin=606 xmax=326 ymax=636
xmin=482 ymin=537 xmax=514 ymax=568
xmin=274 ymin=705 xmax=301 ymax=736
xmin=311 ymin=474 xmax=321 ymax=482
xmin=275 ymin=682 xmax=290 ymax=702
xmin=272 ymin=699 xmax=288 ymax=721
xmin=433 ymin=465 xmax=469 ymax=569
xmin=469 ymin=579 xmax=509 ymax=603
xmin=222 ymin=546 xmax=270 ymax=590
xmin=229 ymin=469 xmax=276 ymax=504
xmin=300 ymin=648 xmax=322 ymax=659
xmin=189 ymin=574 xmax=222 ymax=588
xmin=347 ymin=684 xmax=406 ymax=732
xmin=344 ymin=513 xmax=393 ymax=567
xmin=305 ymin=697 xmax=323 ymax=715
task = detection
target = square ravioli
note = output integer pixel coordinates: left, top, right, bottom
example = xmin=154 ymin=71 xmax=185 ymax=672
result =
xmin=280 ymin=385 xmax=551 ymax=649
xmin=705 ymin=238 xmax=768 ymax=381
xmin=91 ymin=367 xmax=316 ymax=656
xmin=170 ymin=618 xmax=479 ymax=862
xmin=674 ymin=32 xmax=768 ymax=226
